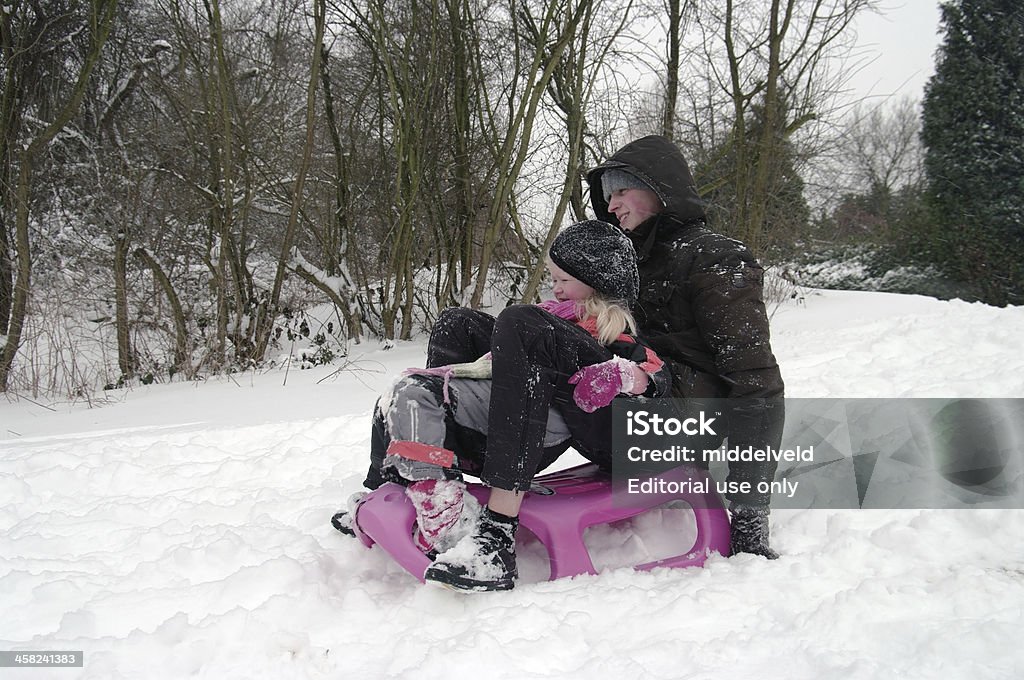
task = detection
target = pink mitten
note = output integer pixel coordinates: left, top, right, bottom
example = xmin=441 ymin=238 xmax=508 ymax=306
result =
xmin=568 ymin=357 xmax=637 ymax=413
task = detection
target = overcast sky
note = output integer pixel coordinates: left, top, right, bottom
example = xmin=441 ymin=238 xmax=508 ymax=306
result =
xmin=847 ymin=1 xmax=943 ymax=102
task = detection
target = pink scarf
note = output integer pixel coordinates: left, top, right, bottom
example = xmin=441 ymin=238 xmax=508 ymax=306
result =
xmin=535 ymin=298 xmax=581 ymax=320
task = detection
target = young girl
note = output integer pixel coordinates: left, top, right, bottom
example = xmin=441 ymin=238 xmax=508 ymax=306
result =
xmin=334 ymin=220 xmax=671 ymax=589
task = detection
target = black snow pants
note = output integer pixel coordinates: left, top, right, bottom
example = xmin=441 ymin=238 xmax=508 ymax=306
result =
xmin=423 ymin=304 xmax=619 ymax=492
xmin=361 ymin=303 xmax=609 ymax=491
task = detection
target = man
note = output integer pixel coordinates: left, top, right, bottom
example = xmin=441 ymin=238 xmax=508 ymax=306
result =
xmin=379 ymin=139 xmax=781 ymax=591
xmin=586 ymin=134 xmax=786 ymax=559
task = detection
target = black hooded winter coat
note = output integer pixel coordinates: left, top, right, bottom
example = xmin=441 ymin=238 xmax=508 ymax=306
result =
xmin=587 ymin=135 xmax=785 ymax=504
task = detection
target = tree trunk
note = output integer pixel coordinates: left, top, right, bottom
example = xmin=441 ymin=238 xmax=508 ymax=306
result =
xmin=446 ymin=0 xmax=477 ymax=300
xmin=135 ymin=247 xmax=190 ymax=377
xmin=113 ymin=229 xmax=134 ymax=379
xmin=744 ymin=0 xmax=787 ymax=254
xmin=662 ymin=0 xmax=682 ymax=141
xmin=253 ymin=0 xmax=327 ymax=360
xmin=519 ymin=0 xmax=610 ymax=301
xmin=318 ymin=43 xmax=363 ymax=341
xmin=469 ymin=0 xmax=588 ymax=309
xmin=0 ymin=212 xmax=11 ymax=335
xmin=0 ymin=157 xmax=33 ymax=390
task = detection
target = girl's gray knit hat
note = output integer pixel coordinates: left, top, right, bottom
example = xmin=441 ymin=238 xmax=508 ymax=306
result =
xmin=548 ymin=220 xmax=639 ymax=307
xmin=601 ymin=168 xmax=655 ymax=202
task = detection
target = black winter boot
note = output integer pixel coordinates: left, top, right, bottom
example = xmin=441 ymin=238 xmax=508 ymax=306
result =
xmin=729 ymin=503 xmax=779 ymax=560
xmin=423 ymin=507 xmax=518 ymax=591
xmin=331 ymin=511 xmax=355 ymax=536
xmin=330 ymin=492 xmax=367 ymax=537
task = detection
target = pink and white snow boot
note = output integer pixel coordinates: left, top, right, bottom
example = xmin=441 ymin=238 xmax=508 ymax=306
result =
xmin=405 ymin=479 xmax=479 ymax=556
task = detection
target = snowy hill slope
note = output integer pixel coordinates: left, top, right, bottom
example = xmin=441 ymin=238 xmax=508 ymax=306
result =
xmin=1 ymin=289 xmax=1023 ymax=680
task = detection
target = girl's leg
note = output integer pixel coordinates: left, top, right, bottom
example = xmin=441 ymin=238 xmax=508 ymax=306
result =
xmin=382 ymin=375 xmax=459 ymax=478
xmin=426 ymin=308 xmax=495 ymax=368
xmin=481 ymin=305 xmax=613 ymax=492
xmin=381 ymin=375 xmax=482 ymax=553
xmin=425 ymin=305 xmax=613 ymax=591
xmin=361 ymin=400 xmax=392 ymax=490
xmin=339 ymin=375 xmax=482 ymax=551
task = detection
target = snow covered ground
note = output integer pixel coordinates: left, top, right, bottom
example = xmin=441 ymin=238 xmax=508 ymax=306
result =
xmin=2 ymin=288 xmax=1023 ymax=680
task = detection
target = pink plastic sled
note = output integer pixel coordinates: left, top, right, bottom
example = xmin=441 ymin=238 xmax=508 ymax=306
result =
xmin=350 ymin=463 xmax=731 ymax=583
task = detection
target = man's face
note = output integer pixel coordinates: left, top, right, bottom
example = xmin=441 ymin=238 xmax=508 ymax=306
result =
xmin=607 ymin=186 xmax=662 ymax=232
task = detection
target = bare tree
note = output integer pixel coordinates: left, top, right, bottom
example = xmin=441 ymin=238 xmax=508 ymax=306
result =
xmin=313 ymin=41 xmax=365 ymax=340
xmin=686 ymin=0 xmax=876 ymax=253
xmin=519 ymin=0 xmax=635 ymax=302
xmin=466 ymin=0 xmax=594 ymax=309
xmin=845 ymin=96 xmax=923 ymax=199
xmin=0 ymin=0 xmax=119 ymax=392
xmin=821 ymin=96 xmax=924 ymax=243
xmin=252 ymin=0 xmax=327 ymax=361
xmin=336 ymin=0 xmax=451 ymax=338
xmin=139 ymin=0 xmax=313 ymax=368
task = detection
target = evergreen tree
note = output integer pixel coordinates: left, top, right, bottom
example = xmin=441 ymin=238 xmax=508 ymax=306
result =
xmin=694 ymin=94 xmax=810 ymax=255
xmin=920 ymin=0 xmax=1024 ymax=306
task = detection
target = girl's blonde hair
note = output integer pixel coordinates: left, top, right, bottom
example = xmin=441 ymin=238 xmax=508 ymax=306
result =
xmin=579 ymin=294 xmax=637 ymax=345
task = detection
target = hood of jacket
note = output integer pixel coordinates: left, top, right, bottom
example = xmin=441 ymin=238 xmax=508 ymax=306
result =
xmin=586 ymin=135 xmax=706 ymax=228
